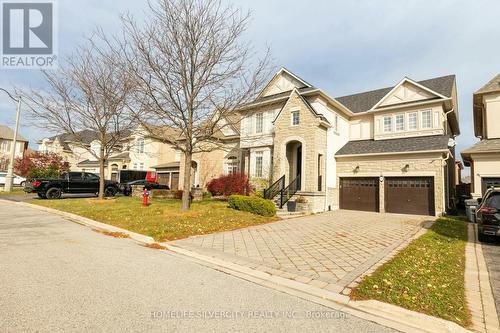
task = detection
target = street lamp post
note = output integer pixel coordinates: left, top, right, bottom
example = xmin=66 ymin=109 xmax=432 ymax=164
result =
xmin=0 ymin=88 xmax=22 ymax=192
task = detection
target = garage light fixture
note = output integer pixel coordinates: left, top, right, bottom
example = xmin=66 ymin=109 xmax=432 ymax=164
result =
xmin=402 ymin=164 xmax=410 ymax=172
xmin=353 ymin=165 xmax=360 ymax=173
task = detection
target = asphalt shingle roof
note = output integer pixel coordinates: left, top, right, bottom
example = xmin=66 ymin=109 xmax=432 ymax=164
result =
xmin=336 ymin=135 xmax=450 ymax=156
xmin=461 ymin=138 xmax=500 ymax=154
xmin=475 ymin=74 xmax=500 ymax=94
xmin=0 ymin=125 xmax=28 ymax=142
xmin=335 ymin=75 xmax=456 ymax=113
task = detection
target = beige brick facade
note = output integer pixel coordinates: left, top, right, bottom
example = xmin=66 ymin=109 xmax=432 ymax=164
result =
xmin=336 ymin=152 xmax=447 ymax=215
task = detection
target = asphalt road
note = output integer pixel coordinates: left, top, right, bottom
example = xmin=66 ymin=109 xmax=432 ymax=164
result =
xmin=482 ymin=239 xmax=500 ymax=321
xmin=0 ymin=200 xmax=397 ymax=333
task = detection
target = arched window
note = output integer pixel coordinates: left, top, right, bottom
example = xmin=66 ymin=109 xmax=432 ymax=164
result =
xmin=225 ymin=156 xmax=239 ymax=175
xmin=90 ymin=141 xmax=101 ymax=158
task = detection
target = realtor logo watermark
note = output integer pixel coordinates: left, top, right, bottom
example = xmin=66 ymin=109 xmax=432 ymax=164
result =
xmin=1 ymin=0 xmax=57 ymax=69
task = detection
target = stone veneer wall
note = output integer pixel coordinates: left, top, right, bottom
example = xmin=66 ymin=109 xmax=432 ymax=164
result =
xmin=336 ymin=153 xmax=446 ymax=215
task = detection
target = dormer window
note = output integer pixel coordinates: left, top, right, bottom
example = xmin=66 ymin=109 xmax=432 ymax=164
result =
xmin=421 ymin=110 xmax=432 ymax=129
xmin=383 ymin=116 xmax=392 ymax=132
xmin=291 ymin=111 xmax=300 ymax=126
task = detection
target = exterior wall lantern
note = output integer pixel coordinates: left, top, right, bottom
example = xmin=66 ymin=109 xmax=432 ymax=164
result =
xmin=353 ymin=165 xmax=360 ymax=173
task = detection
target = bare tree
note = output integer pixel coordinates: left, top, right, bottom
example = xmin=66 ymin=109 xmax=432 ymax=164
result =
xmin=121 ymin=0 xmax=272 ymax=210
xmin=21 ymin=34 xmax=138 ymax=199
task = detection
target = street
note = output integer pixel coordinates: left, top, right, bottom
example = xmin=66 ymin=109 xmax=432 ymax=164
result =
xmin=0 ymin=200 xmax=396 ymax=333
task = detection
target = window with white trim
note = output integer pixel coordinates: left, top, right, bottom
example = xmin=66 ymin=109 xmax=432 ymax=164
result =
xmin=421 ymin=110 xmax=432 ymax=129
xmin=255 ymin=112 xmax=263 ymax=133
xmin=254 ymin=151 xmax=263 ymax=178
xmin=174 ymin=150 xmax=181 ymax=162
xmin=133 ymin=162 xmax=138 ymax=170
xmin=395 ymin=114 xmax=404 ymax=131
xmin=139 ymin=162 xmax=144 ymax=170
xmin=225 ymin=156 xmax=239 ymax=175
xmin=291 ymin=111 xmax=300 ymax=126
xmin=334 ymin=114 xmax=339 ymax=132
xmin=383 ymin=116 xmax=392 ymax=132
xmin=135 ymin=137 xmax=145 ymax=154
xmin=408 ymin=112 xmax=417 ymax=130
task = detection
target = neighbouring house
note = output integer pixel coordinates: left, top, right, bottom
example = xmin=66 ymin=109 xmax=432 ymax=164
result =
xmin=237 ymin=68 xmax=460 ymax=216
xmin=0 ymin=125 xmax=29 ymax=171
xmin=38 ymin=129 xmax=132 ymax=181
xmin=461 ymin=73 xmax=500 ymax=198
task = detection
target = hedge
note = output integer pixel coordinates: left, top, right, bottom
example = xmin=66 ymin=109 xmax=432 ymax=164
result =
xmin=228 ymin=195 xmax=276 ymax=217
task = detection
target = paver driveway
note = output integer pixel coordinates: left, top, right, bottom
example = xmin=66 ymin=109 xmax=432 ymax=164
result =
xmin=170 ymin=210 xmax=430 ymax=293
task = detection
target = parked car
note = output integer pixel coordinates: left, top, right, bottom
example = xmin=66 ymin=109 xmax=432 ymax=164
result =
xmin=0 ymin=172 xmax=26 ymax=187
xmin=24 ymin=172 xmax=120 ymax=199
xmin=476 ymin=187 xmax=500 ymax=242
xmin=121 ymin=180 xmax=169 ymax=196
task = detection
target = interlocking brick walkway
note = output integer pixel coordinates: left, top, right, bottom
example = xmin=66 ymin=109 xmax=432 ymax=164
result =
xmin=170 ymin=210 xmax=428 ymax=292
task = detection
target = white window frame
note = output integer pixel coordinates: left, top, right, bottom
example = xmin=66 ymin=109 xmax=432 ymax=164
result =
xmin=254 ymin=151 xmax=263 ymax=178
xmin=334 ymin=114 xmax=339 ymax=133
xmin=291 ymin=111 xmax=300 ymax=126
xmin=383 ymin=116 xmax=392 ymax=132
xmin=133 ymin=162 xmax=138 ymax=170
xmin=408 ymin=112 xmax=417 ymax=130
xmin=421 ymin=110 xmax=432 ymax=129
xmin=255 ymin=112 xmax=263 ymax=134
xmin=139 ymin=162 xmax=144 ymax=170
xmin=135 ymin=137 xmax=145 ymax=154
xmin=395 ymin=114 xmax=404 ymax=131
xmin=225 ymin=156 xmax=239 ymax=175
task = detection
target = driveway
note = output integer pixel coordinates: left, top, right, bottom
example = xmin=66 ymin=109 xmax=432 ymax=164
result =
xmin=170 ymin=210 xmax=429 ymax=293
xmin=482 ymin=240 xmax=500 ymax=320
xmin=0 ymin=200 xmax=397 ymax=333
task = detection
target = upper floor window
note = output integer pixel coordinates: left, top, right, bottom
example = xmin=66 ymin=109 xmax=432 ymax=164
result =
xmin=90 ymin=141 xmax=101 ymax=157
xmin=135 ymin=137 xmax=145 ymax=154
xmin=408 ymin=112 xmax=417 ymax=130
xmin=174 ymin=149 xmax=181 ymax=161
xmin=291 ymin=111 xmax=300 ymax=126
xmin=421 ymin=110 xmax=432 ymax=129
xmin=395 ymin=114 xmax=404 ymax=131
xmin=254 ymin=151 xmax=263 ymax=178
xmin=255 ymin=112 xmax=263 ymax=133
xmin=334 ymin=114 xmax=339 ymax=132
xmin=383 ymin=116 xmax=392 ymax=132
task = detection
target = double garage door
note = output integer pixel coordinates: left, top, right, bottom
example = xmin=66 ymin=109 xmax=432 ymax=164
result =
xmin=340 ymin=177 xmax=435 ymax=216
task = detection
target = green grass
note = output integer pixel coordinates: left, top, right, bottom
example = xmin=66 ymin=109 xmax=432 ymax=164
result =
xmin=29 ymin=196 xmax=277 ymax=242
xmin=351 ymin=216 xmax=470 ymax=327
xmin=0 ymin=188 xmax=27 ymax=196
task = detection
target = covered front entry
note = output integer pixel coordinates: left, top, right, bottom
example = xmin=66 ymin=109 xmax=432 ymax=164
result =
xmin=285 ymin=141 xmax=302 ymax=188
xmin=340 ymin=177 xmax=379 ymax=212
xmin=385 ymin=177 xmax=435 ymax=216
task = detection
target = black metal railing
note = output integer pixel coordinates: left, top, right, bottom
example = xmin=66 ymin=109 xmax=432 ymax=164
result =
xmin=280 ymin=174 xmax=301 ymax=208
xmin=263 ymin=175 xmax=285 ymax=199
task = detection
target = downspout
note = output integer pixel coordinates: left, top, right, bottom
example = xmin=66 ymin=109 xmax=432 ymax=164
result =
xmin=442 ymin=150 xmax=454 ymax=214
xmin=324 ymin=129 xmax=330 ymax=212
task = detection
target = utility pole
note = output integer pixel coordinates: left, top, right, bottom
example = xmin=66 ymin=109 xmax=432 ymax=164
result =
xmin=0 ymin=88 xmax=22 ymax=192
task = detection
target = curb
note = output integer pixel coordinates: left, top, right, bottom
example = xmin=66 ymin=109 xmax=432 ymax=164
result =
xmin=161 ymin=242 xmax=471 ymax=333
xmin=2 ymin=199 xmax=155 ymax=244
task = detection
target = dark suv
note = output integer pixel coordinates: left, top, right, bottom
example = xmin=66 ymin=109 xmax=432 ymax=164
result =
xmin=476 ymin=188 xmax=500 ymax=242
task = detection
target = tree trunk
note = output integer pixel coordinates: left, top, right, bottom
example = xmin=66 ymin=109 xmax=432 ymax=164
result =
xmin=181 ymin=152 xmax=192 ymax=210
xmin=98 ymin=148 xmax=105 ymax=199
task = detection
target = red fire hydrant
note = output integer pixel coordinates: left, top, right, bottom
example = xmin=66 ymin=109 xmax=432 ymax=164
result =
xmin=143 ymin=189 xmax=150 ymax=206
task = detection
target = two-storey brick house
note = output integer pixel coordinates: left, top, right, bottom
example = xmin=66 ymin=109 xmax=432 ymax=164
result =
xmin=461 ymin=74 xmax=500 ymax=198
xmin=239 ymin=68 xmax=460 ymax=216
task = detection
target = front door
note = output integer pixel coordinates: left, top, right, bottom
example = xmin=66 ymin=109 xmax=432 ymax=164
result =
xmin=296 ymin=146 xmax=302 ymax=190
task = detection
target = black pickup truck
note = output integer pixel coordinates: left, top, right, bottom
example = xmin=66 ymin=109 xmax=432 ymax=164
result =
xmin=25 ymin=172 xmax=120 ymax=199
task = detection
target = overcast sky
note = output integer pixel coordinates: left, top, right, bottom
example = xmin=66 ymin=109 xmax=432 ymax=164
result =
xmin=1 ymin=0 xmax=499 ymax=175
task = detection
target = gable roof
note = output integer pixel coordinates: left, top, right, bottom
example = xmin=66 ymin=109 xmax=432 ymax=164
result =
xmin=0 ymin=125 xmax=28 ymax=142
xmin=272 ymin=89 xmax=330 ymax=126
xmin=475 ymin=74 xmax=500 ymax=95
xmin=258 ymin=67 xmax=313 ymax=99
xmin=335 ymin=75 xmax=456 ymax=114
xmin=472 ymin=73 xmax=500 ymax=138
xmin=336 ymin=135 xmax=450 ymax=156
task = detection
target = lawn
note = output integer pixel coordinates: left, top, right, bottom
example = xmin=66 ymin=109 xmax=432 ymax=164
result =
xmin=351 ymin=216 xmax=470 ymax=327
xmin=0 ymin=188 xmax=28 ymax=196
xmin=30 ymin=196 xmax=277 ymax=242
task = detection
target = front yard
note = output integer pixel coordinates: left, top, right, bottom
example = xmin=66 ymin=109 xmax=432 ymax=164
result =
xmin=351 ymin=216 xmax=470 ymax=327
xmin=30 ymin=196 xmax=277 ymax=242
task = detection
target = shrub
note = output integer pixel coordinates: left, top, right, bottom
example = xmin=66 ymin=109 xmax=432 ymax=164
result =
xmin=15 ymin=151 xmax=69 ymax=178
xmin=206 ymin=173 xmax=253 ymax=196
xmin=228 ymin=195 xmax=276 ymax=217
